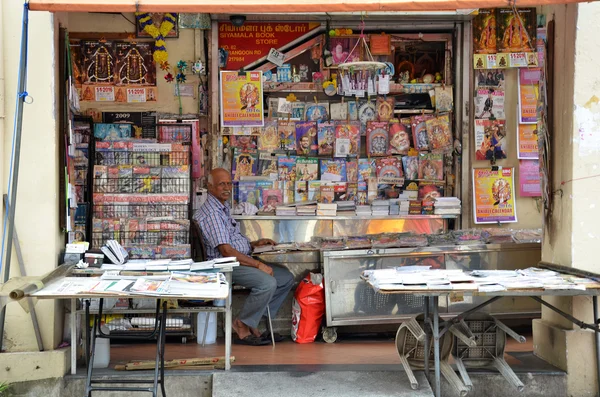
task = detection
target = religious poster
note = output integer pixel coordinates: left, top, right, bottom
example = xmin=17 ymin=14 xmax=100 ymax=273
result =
xmin=474 ymin=119 xmax=508 ymax=161
xmin=473 ymin=167 xmax=518 ymax=224
xmin=519 ymin=160 xmax=541 ymax=197
xmin=496 ymin=8 xmax=536 ymax=53
xmin=114 ymin=42 xmax=156 ymax=86
xmin=518 ymin=68 xmax=540 ymax=124
xmin=517 ymin=123 xmax=539 ymax=159
xmin=220 ymin=71 xmax=264 ymax=127
xmin=473 ymin=8 xmax=497 ymax=54
xmin=82 ymin=40 xmax=116 ymax=85
xmin=218 ymin=22 xmax=320 ymax=71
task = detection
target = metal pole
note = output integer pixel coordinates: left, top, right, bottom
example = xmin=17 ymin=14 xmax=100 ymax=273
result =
xmin=0 ymin=2 xmax=30 ymax=348
xmin=433 ymin=296 xmax=441 ymax=397
xmin=593 ymin=296 xmax=600 ymax=396
xmin=423 ymin=296 xmax=430 ymax=377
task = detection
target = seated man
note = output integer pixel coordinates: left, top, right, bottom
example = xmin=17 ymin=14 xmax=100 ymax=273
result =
xmin=195 ymin=168 xmax=294 ymax=346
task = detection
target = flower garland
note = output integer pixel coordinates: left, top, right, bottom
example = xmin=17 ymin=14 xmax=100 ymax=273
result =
xmin=135 ymin=12 xmax=177 ymax=67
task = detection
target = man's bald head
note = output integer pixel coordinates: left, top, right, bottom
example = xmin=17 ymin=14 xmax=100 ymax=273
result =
xmin=207 ymin=168 xmax=233 ymax=204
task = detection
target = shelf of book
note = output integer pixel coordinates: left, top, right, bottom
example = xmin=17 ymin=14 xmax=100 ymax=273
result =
xmin=233 ymin=214 xmax=458 ymax=221
xmin=263 ymin=82 xmax=442 ymax=95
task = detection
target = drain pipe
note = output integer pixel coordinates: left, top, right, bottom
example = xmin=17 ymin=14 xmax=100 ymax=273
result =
xmin=0 ymin=0 xmax=6 ymax=202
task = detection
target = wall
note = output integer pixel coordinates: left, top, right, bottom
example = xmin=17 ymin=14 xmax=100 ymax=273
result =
xmin=65 ymin=12 xmax=202 ymax=116
xmin=0 ymin=0 xmax=69 ymax=380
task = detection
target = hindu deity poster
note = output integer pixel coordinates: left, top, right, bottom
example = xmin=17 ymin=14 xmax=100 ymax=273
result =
xmin=472 ymin=167 xmax=517 ymax=224
xmin=496 ymin=8 xmax=536 ymax=53
xmin=220 ymin=71 xmax=264 ymax=127
xmin=473 ymin=9 xmax=497 ymax=54
xmin=114 ymin=42 xmax=156 ymax=86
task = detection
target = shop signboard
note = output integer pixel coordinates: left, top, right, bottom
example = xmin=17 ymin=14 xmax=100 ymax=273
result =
xmin=218 ymin=22 xmax=320 ymax=71
xmin=220 ymin=71 xmax=264 ymax=127
xmin=473 ymin=167 xmax=517 ymax=224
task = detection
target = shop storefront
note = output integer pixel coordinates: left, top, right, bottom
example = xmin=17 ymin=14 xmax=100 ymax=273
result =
xmin=3 ymin=0 xmax=599 ymax=394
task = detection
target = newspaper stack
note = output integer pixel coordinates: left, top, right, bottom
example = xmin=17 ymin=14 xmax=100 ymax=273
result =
xmin=399 ymin=200 xmax=410 ymax=215
xmin=336 ymin=200 xmax=356 ymax=215
xmin=434 ymin=197 xmax=461 ymax=215
xmin=296 ymin=205 xmax=317 ymax=216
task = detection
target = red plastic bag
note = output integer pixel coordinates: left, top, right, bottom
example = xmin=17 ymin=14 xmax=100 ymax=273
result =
xmin=291 ymin=273 xmax=325 ymax=343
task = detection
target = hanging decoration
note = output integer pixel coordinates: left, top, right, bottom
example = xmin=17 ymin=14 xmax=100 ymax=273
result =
xmin=135 ymin=12 xmax=178 ymax=68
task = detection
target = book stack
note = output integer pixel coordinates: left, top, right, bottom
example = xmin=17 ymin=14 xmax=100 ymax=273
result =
xmin=297 ymin=204 xmax=317 ymax=216
xmin=399 ymin=200 xmax=410 ymax=215
xmin=434 ymin=197 xmax=462 ymax=215
xmin=409 ymin=200 xmax=422 ymax=215
xmin=371 ymin=200 xmax=390 ymax=216
xmin=336 ymin=200 xmax=356 ymax=214
xmin=317 ymin=203 xmax=337 ymax=216
xmin=398 ymin=190 xmax=418 ymax=200
xmin=275 ymin=205 xmax=296 ymax=216
xmin=356 ymin=205 xmax=372 ymax=216
xmin=101 ymin=240 xmax=129 ymax=265
xmin=389 ymin=203 xmax=400 ymax=215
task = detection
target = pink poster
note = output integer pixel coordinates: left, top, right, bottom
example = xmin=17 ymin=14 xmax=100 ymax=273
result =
xmin=519 ymin=160 xmax=541 ymax=197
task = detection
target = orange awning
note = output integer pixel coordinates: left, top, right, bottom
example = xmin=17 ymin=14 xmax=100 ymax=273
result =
xmin=28 ymin=0 xmax=592 ymax=13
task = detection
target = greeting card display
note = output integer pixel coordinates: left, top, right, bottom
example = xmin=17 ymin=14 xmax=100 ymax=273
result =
xmin=278 ymin=121 xmax=296 ymax=151
xmin=258 ymin=121 xmax=280 ymax=151
xmin=346 ymin=159 xmax=358 ymax=183
xmin=473 ymin=8 xmax=497 ymax=54
xmin=474 ymin=119 xmax=508 ymax=160
xmin=376 ymin=157 xmax=404 ymax=184
xmin=278 ymin=156 xmax=297 ymax=181
xmin=295 ymin=121 xmax=318 ymax=156
xmin=376 ymin=96 xmax=395 ymax=122
xmin=304 ymin=102 xmax=329 ymax=122
xmin=497 ymin=8 xmax=536 ymax=53
xmin=335 ymin=122 xmax=361 ymax=156
xmin=366 ymin=121 xmax=389 ymax=156
xmin=410 ymin=115 xmax=433 ymax=151
xmin=296 ymin=158 xmax=319 ymax=181
xmin=317 ymin=122 xmax=335 ymax=156
xmin=425 ymin=114 xmax=453 ymax=152
xmin=257 ymin=152 xmax=280 ymax=180
xmin=418 ymin=153 xmax=444 ymax=181
xmin=230 ymin=135 xmax=258 ymax=152
xmin=232 ymin=149 xmax=257 ymax=181
xmin=402 ymin=156 xmax=419 ymax=180
xmin=320 ymin=159 xmax=347 ymax=182
xmin=388 ymin=120 xmax=411 ymax=155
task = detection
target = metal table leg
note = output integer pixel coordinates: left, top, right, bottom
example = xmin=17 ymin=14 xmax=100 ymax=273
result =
xmin=225 ymin=272 xmax=232 ymax=371
xmin=423 ymin=296 xmax=430 ymax=377
xmin=594 ymin=296 xmax=600 ymax=396
xmin=432 ymin=296 xmax=441 ymax=397
xmin=85 ymin=298 xmax=100 ymax=397
xmin=71 ymin=299 xmax=77 ymax=375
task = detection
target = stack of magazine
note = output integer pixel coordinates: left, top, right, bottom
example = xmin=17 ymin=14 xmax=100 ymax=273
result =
xmin=101 ymin=240 xmax=129 ymax=265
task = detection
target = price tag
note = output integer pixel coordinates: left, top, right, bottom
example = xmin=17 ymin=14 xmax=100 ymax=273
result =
xmin=127 ymin=87 xmax=146 ymax=103
xmin=486 ymin=54 xmax=498 ymax=69
xmin=509 ymin=52 xmax=528 ymax=68
xmin=94 ymin=86 xmax=115 ymax=102
xmin=267 ymin=48 xmax=286 ymax=67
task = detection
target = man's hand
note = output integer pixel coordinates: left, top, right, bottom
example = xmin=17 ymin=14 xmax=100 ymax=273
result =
xmin=251 ymin=238 xmax=276 ymax=248
xmin=256 ymin=262 xmax=274 ymax=276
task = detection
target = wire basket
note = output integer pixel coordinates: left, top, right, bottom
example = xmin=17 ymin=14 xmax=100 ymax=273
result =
xmin=95 ymin=149 xmax=189 ymax=167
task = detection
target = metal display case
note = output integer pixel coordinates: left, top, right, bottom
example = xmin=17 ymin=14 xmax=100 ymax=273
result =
xmin=321 ymin=243 xmax=541 ymax=339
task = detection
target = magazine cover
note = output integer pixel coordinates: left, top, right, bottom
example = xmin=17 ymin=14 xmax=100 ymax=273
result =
xmin=474 ymin=119 xmax=508 ymax=160
xmin=317 ymin=122 xmax=335 ymax=156
xmin=294 ymin=181 xmax=308 ymax=202
xmin=281 ymin=181 xmax=295 ymax=204
xmin=278 ymin=121 xmax=296 ymax=151
xmin=346 ymin=183 xmax=358 ymax=203
xmin=475 ymin=88 xmax=505 ymax=119
xmin=255 ymin=180 xmax=275 ymax=209
xmin=320 ymin=184 xmax=335 ymax=203
xmin=238 ymin=181 xmax=259 ymax=206
xmin=258 ymin=121 xmax=280 ymax=151
xmin=517 ymin=123 xmax=539 ymax=159
xmin=473 ymin=167 xmax=517 ymax=223
xmin=267 ymin=97 xmax=280 ymax=119
xmin=330 ymin=102 xmax=348 ymax=121
xmin=425 ymin=114 xmax=453 ymax=152
xmin=375 ymin=157 xmax=404 ymax=184
xmin=291 ymin=102 xmax=306 ymax=120
xmin=295 ymin=121 xmax=318 ymax=156
xmin=388 ymin=120 xmax=411 ymax=155
xmin=402 ymin=156 xmax=419 ymax=180
xmin=473 ymin=8 xmax=497 ymax=54
xmin=346 ymin=159 xmax=358 ymax=183
xmin=257 ymin=152 xmax=280 ymax=180
xmin=232 ymin=149 xmax=257 ymax=181
xmin=411 ymin=115 xmax=433 ymax=151
xmin=333 ymin=182 xmax=348 ymax=201
xmin=259 ymin=189 xmax=283 ymax=212
xmin=335 ymin=122 xmax=361 ymax=156
xmin=308 ymin=180 xmax=322 ymax=201
xmin=230 ymin=135 xmax=258 ymax=152
xmin=296 ymin=158 xmax=319 ymax=181
xmin=94 ymin=165 xmax=108 ymax=193
xmin=277 ymin=155 xmax=297 ymax=181
xmin=320 ymin=159 xmax=347 ymax=182
xmin=132 ymin=166 xmax=150 ymax=193
xmin=366 ymin=121 xmax=389 ymax=156
xmin=348 ymin=101 xmax=358 ymax=121
xmin=418 ymin=153 xmax=444 ymax=181
xmin=376 ymin=96 xmax=395 ymax=122
xmin=94 ymin=123 xmax=132 ymax=140
xmin=476 ymin=69 xmax=505 ymax=88
xmin=358 ymin=158 xmax=376 ymax=183
xmin=497 ymin=8 xmax=536 ymax=53
xmin=418 ymin=183 xmax=444 ymax=200
xmin=304 ymin=102 xmax=329 ymax=122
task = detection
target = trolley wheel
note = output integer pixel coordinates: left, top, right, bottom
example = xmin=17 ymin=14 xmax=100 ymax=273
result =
xmin=181 ymin=337 xmax=187 ymax=344
xmin=322 ymin=327 xmax=338 ymax=343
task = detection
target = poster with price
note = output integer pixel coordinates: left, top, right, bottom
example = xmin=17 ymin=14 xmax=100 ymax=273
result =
xmin=517 ymin=123 xmax=539 ymax=159
xmin=127 ymin=87 xmax=146 ymax=103
xmin=218 ymin=22 xmax=320 ymax=71
xmin=220 ymin=71 xmax=264 ymax=127
xmin=519 ymin=160 xmax=541 ymax=197
xmin=518 ymin=68 xmax=540 ymax=124
xmin=473 ymin=167 xmax=517 ymax=224
xmin=94 ymin=86 xmax=115 ymax=102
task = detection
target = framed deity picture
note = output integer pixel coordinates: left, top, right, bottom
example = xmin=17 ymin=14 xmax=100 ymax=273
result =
xmin=369 ymin=34 xmax=391 ymax=55
xmin=136 ymin=13 xmax=179 ymax=38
